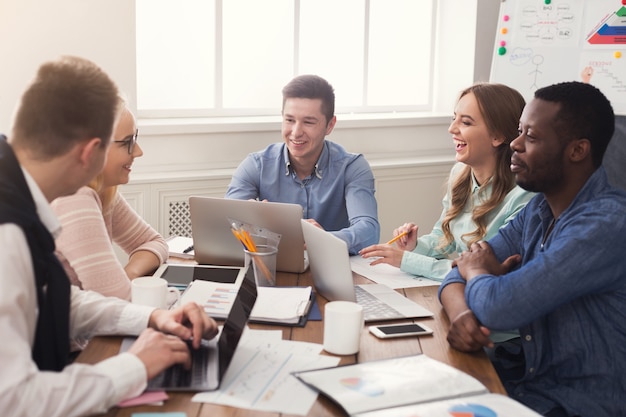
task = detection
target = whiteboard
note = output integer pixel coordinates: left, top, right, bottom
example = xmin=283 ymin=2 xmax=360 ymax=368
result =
xmin=490 ymin=0 xmax=626 ymax=114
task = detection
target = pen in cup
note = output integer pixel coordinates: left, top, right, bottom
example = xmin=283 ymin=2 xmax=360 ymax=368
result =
xmin=386 ymin=230 xmax=409 ymax=245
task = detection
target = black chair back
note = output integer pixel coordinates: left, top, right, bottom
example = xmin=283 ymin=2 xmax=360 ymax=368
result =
xmin=603 ymin=115 xmax=626 ymax=192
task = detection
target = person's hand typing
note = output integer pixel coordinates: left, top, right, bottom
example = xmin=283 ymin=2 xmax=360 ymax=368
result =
xmin=148 ymin=301 xmax=218 ymax=349
xmin=127 ymin=328 xmax=192 ymax=379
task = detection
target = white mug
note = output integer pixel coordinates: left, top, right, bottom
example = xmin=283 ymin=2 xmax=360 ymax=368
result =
xmin=323 ymin=301 xmax=364 ymax=355
xmin=131 ymin=277 xmax=180 ymax=309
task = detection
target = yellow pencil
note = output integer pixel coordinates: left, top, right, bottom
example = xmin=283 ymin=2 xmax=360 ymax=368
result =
xmin=233 ymin=228 xmax=272 ymax=282
xmin=386 ymin=230 xmax=409 ymax=245
xmin=242 ymin=230 xmax=257 ymax=251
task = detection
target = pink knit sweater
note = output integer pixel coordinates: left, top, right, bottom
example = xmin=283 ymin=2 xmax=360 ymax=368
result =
xmin=51 ymin=186 xmax=168 ymax=300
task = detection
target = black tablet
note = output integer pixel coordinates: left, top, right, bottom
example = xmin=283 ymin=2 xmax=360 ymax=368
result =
xmin=153 ymin=264 xmax=243 ymax=287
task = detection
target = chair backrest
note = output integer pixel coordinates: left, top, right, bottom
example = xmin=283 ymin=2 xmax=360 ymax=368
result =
xmin=603 ymin=115 xmax=626 ymax=192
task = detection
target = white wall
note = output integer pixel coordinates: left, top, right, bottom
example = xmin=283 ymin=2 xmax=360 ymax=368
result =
xmin=0 ymin=0 xmax=137 ymax=128
xmin=0 ymin=0 xmax=501 ymax=242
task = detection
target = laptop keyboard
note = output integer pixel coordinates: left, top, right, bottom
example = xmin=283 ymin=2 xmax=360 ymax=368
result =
xmin=355 ymin=285 xmax=402 ymax=321
xmin=147 ymin=340 xmax=211 ymax=389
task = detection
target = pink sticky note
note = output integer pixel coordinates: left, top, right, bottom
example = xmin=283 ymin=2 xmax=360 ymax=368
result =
xmin=118 ymin=391 xmax=169 ymax=408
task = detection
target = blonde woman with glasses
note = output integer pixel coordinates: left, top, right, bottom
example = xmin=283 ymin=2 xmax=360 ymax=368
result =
xmin=52 ymin=100 xmax=167 ymax=300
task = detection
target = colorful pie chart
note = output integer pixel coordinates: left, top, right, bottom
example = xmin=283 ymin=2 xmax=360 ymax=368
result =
xmin=339 ymin=377 xmax=384 ymax=397
xmin=448 ymin=403 xmax=498 ymax=417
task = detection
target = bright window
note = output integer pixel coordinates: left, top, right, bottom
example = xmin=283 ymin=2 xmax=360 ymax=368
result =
xmin=136 ymin=0 xmax=435 ymax=118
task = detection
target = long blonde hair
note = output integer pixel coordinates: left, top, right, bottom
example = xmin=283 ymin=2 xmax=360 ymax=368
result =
xmin=87 ymin=175 xmax=118 ymax=210
xmin=439 ymin=83 xmax=525 ymax=250
xmin=87 ymin=96 xmax=126 ymax=210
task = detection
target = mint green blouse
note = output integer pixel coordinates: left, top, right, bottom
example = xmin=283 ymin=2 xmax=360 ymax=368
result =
xmin=400 ymin=163 xmax=535 ymax=282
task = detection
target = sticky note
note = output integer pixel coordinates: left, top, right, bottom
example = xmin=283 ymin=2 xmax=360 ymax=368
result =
xmin=131 ymin=413 xmax=187 ymax=417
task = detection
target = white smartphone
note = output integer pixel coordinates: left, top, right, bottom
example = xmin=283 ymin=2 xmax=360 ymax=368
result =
xmin=369 ymin=322 xmax=433 ymax=339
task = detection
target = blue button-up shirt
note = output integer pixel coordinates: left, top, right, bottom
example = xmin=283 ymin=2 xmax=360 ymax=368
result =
xmin=225 ymin=141 xmax=380 ymax=254
xmin=440 ymin=167 xmax=626 ymax=417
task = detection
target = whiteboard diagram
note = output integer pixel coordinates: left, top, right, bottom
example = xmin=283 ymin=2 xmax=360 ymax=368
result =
xmin=491 ymin=0 xmax=626 ymax=114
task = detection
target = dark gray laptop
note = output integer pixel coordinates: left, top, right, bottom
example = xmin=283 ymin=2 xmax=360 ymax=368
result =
xmin=189 ymin=196 xmax=308 ymax=273
xmin=301 ymin=219 xmax=433 ymax=322
xmin=121 ymin=263 xmax=257 ymax=391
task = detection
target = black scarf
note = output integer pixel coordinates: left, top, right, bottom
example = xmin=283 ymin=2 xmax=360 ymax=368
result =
xmin=0 ymin=135 xmax=70 ymax=371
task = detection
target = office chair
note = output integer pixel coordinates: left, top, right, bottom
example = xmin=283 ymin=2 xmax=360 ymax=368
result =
xmin=603 ymin=115 xmax=626 ymax=192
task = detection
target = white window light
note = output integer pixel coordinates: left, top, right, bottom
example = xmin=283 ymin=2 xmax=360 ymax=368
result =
xmin=136 ymin=0 xmax=435 ymax=119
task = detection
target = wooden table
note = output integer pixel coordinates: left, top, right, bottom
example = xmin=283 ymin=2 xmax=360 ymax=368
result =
xmin=76 ymin=269 xmax=505 ymax=416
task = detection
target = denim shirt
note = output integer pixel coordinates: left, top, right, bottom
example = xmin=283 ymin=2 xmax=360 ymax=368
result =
xmin=439 ymin=167 xmax=626 ymax=417
xmin=225 ymin=141 xmax=380 ymax=254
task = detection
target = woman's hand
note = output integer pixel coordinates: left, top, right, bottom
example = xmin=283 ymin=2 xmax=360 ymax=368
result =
xmin=359 ymin=243 xmax=405 ymax=268
xmin=392 ymin=223 xmax=418 ymax=251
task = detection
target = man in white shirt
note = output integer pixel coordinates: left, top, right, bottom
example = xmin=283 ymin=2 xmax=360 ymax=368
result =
xmin=0 ymin=56 xmax=218 ymax=417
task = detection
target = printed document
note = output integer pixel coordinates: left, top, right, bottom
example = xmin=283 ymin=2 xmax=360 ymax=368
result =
xmin=193 ymin=329 xmax=339 ymax=415
xmin=350 ymin=256 xmax=440 ymax=289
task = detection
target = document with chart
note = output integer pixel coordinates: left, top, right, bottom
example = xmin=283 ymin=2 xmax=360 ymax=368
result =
xmin=192 ymin=329 xmax=339 ymax=415
xmin=294 ymin=354 xmax=541 ymax=417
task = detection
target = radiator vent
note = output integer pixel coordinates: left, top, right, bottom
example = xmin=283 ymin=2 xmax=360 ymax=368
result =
xmin=168 ymin=200 xmax=192 ymax=238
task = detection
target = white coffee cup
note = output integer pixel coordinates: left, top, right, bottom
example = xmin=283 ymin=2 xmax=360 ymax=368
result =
xmin=131 ymin=277 xmax=180 ymax=309
xmin=323 ymin=301 xmax=364 ymax=355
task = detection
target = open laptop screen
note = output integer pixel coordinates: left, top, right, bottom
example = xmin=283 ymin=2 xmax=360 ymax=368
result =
xmin=217 ymin=263 xmax=257 ymax=381
xmin=189 ymin=196 xmax=307 ymax=273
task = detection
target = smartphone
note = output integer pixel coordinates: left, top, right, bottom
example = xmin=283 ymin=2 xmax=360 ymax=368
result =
xmin=369 ymin=322 xmax=433 ymax=339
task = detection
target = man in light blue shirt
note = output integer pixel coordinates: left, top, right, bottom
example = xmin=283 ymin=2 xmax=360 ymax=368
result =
xmin=225 ymin=75 xmax=380 ymax=254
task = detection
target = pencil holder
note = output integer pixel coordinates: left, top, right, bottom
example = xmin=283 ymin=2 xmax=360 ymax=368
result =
xmin=244 ymin=244 xmax=277 ymax=287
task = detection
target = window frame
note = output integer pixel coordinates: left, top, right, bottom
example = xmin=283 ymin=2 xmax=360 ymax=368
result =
xmin=135 ymin=0 xmax=438 ymax=120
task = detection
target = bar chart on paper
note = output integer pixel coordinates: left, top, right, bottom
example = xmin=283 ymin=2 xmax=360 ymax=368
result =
xmin=203 ymin=287 xmax=238 ymax=316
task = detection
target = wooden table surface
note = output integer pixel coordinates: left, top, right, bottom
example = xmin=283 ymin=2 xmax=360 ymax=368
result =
xmin=76 ymin=268 xmax=505 ymax=416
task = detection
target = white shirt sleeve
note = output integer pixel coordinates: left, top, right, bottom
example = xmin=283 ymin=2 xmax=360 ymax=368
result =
xmin=0 ymin=223 xmax=150 ymax=417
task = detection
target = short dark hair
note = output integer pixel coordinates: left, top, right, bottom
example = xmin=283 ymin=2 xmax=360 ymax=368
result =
xmin=281 ymin=75 xmax=335 ymax=123
xmin=534 ymin=81 xmax=614 ymax=167
xmin=11 ymin=55 xmax=120 ymax=160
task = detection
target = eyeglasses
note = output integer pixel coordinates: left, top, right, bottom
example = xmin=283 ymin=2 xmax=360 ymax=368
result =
xmin=114 ymin=129 xmax=138 ymax=155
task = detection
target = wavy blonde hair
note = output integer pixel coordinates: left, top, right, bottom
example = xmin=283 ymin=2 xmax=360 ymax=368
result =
xmin=87 ymin=96 xmax=127 ymax=210
xmin=87 ymin=174 xmax=118 ymax=211
xmin=439 ymin=83 xmax=525 ymax=251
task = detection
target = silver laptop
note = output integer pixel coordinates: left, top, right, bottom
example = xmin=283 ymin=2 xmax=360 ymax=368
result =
xmin=301 ymin=220 xmax=433 ymax=322
xmin=121 ymin=263 xmax=257 ymax=391
xmin=189 ymin=196 xmax=308 ymax=273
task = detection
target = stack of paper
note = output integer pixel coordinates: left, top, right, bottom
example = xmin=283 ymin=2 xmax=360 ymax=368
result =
xmin=165 ymin=235 xmax=195 ymax=259
xmin=180 ymin=280 xmax=313 ymax=325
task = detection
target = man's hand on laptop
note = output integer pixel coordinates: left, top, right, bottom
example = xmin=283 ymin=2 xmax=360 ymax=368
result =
xmin=148 ymin=301 xmax=219 ymax=349
xmin=128 ymin=328 xmax=194 ymax=379
xmin=304 ymin=218 xmax=324 ymax=229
